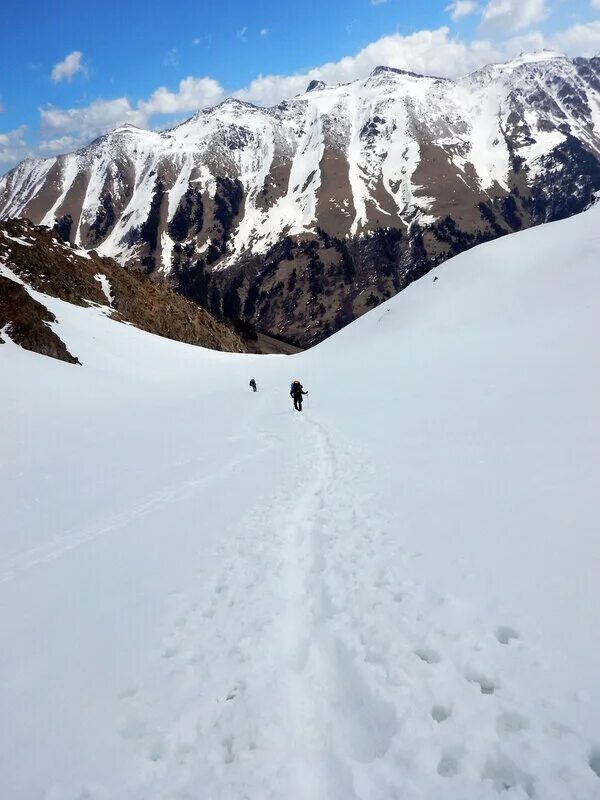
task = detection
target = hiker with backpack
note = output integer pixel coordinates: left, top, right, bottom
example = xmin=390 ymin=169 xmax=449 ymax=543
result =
xmin=249 ymin=378 xmax=257 ymax=392
xmin=290 ymin=380 xmax=308 ymax=411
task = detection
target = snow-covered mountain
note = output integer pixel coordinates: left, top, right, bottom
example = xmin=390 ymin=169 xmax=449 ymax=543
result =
xmin=2 ymin=51 xmax=600 ymax=344
xmin=2 ymin=199 xmax=599 ymax=799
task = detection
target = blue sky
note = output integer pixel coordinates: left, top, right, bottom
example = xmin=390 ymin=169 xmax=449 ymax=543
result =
xmin=1 ymin=0 xmax=600 ymax=168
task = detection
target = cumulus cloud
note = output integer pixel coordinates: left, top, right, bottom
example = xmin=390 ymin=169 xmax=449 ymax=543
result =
xmin=234 ymin=28 xmax=502 ymax=106
xmin=447 ymin=1 xmax=478 ymax=20
xmin=50 ymin=51 xmax=87 ymax=83
xmin=39 ymin=76 xmax=224 ymax=148
xmin=139 ymin=76 xmax=225 ymax=117
xmin=40 ymin=97 xmax=146 ymax=141
xmin=0 ymin=125 xmax=29 ymax=164
xmin=25 ymin=19 xmax=600 ymax=163
xmin=591 ymin=0 xmax=600 ymax=9
xmin=37 ymin=134 xmax=83 ymax=155
xmin=499 ymin=20 xmax=600 ymax=57
xmin=481 ymin=0 xmax=547 ymax=33
xmin=548 ymin=20 xmax=600 ymax=55
xmin=229 ymin=21 xmax=600 ymax=106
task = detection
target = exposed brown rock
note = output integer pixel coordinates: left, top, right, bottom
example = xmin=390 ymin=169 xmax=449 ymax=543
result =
xmin=53 ymin=171 xmax=88 ymax=244
xmin=315 ymin=146 xmax=355 ymax=237
xmin=21 ymin=160 xmax=64 ymax=223
xmin=0 ymin=275 xmax=79 ymax=363
xmin=0 ymin=218 xmax=247 ymax=361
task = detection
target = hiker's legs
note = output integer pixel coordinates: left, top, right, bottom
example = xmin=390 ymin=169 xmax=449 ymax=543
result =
xmin=294 ymin=396 xmax=302 ymax=411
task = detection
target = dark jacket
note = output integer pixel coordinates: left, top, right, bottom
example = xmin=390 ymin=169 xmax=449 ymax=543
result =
xmin=290 ymin=382 xmax=307 ymax=397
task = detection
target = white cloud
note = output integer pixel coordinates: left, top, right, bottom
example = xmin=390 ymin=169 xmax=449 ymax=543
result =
xmin=26 ymin=20 xmax=600 ymax=164
xmin=0 ymin=125 xmax=29 ymax=164
xmin=592 ymin=0 xmax=600 ymax=9
xmin=501 ymin=20 xmax=600 ymax=57
xmin=39 ymin=76 xmax=225 ymax=147
xmin=371 ymin=0 xmax=389 ymax=5
xmin=235 ymin=28 xmax=502 ymax=106
xmin=447 ymin=1 xmax=478 ymax=21
xmin=50 ymin=51 xmax=87 ymax=83
xmin=37 ymin=134 xmax=82 ymax=155
xmin=260 ymin=28 xmax=270 ymax=37
xmin=547 ymin=20 xmax=600 ymax=55
xmin=0 ymin=98 xmax=4 ymax=113
xmin=481 ymin=0 xmax=547 ymax=33
xmin=40 ymin=98 xmax=146 ymax=141
xmin=139 ymin=76 xmax=225 ymax=116
xmin=234 ymin=21 xmax=600 ymax=105
xmin=237 ymin=27 xmax=248 ymax=42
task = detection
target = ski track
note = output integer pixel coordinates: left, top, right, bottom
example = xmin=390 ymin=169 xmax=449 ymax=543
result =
xmin=87 ymin=413 xmax=599 ymax=800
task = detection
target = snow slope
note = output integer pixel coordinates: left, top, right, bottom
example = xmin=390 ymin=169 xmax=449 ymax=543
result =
xmin=1 ymin=202 xmax=600 ymax=798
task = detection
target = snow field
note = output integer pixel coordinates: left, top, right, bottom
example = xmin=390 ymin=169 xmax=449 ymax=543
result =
xmin=2 ymin=202 xmax=600 ymax=798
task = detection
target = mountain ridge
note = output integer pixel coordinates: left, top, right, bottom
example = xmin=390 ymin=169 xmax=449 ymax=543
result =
xmin=2 ymin=50 xmax=600 ymax=345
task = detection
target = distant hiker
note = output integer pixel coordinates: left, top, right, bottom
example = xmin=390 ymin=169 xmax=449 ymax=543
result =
xmin=290 ymin=379 xmax=308 ymax=411
xmin=249 ymin=378 xmax=257 ymax=392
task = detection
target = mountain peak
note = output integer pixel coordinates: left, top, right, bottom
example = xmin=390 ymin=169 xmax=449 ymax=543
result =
xmin=111 ymin=122 xmax=143 ymax=134
xmin=306 ymin=79 xmax=326 ymax=93
xmin=181 ymin=97 xmax=258 ymax=126
xmin=368 ymin=65 xmax=431 ymax=80
xmin=217 ymin=97 xmax=257 ymax=110
xmin=464 ymin=50 xmax=568 ymax=86
xmin=511 ymin=49 xmax=565 ymax=66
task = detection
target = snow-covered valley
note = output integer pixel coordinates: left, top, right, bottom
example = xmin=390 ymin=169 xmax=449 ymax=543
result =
xmin=1 ymin=202 xmax=599 ymax=799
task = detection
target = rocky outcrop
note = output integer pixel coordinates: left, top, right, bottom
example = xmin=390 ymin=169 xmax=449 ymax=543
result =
xmin=0 ymin=218 xmax=246 ymax=362
xmin=0 ymin=275 xmax=79 ymax=363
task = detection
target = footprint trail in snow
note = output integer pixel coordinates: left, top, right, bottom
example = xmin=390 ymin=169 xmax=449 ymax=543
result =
xmin=116 ymin=415 xmax=598 ymax=800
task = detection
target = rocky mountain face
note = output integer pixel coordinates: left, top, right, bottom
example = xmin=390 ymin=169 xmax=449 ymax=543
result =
xmin=0 ymin=218 xmax=246 ymax=363
xmin=2 ymin=51 xmax=600 ymax=346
